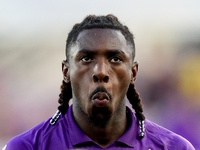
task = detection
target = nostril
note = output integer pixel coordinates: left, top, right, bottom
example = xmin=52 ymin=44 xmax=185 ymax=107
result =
xmin=103 ymin=76 xmax=109 ymax=83
xmin=93 ymin=74 xmax=109 ymax=83
xmin=93 ymin=76 xmax=99 ymax=82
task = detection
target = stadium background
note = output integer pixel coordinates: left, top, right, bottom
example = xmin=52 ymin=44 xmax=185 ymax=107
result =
xmin=1 ymin=0 xmax=200 ymax=149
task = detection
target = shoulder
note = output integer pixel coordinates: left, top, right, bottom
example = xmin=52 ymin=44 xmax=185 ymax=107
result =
xmin=145 ymin=119 xmax=195 ymax=150
xmin=6 ymin=118 xmax=51 ymax=150
xmin=5 ymin=113 xmax=67 ymax=150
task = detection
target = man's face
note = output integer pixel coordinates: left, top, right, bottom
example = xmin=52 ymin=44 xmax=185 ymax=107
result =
xmin=64 ymin=29 xmax=138 ymax=126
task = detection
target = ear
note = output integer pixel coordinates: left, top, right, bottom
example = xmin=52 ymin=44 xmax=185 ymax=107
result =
xmin=130 ymin=61 xmax=139 ymax=84
xmin=62 ymin=60 xmax=70 ymax=83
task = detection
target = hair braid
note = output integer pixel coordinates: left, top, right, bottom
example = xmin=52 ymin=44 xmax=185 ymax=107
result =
xmin=58 ymin=80 xmax=72 ymax=114
xmin=127 ymin=84 xmax=145 ymax=121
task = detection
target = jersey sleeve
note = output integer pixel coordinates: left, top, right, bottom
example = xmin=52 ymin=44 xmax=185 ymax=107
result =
xmin=169 ymin=135 xmax=196 ymax=150
xmin=5 ymin=136 xmax=32 ymax=150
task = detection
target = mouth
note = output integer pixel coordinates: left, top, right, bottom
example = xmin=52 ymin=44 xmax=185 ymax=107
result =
xmin=92 ymin=92 xmax=109 ymax=107
xmin=92 ymin=92 xmax=110 ymax=100
xmin=89 ymin=86 xmax=112 ymax=107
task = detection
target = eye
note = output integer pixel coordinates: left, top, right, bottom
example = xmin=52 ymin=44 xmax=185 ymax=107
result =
xmin=81 ymin=56 xmax=93 ymax=62
xmin=110 ymin=57 xmax=122 ymax=63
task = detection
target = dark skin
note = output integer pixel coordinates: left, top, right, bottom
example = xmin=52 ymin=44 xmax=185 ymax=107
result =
xmin=62 ymin=29 xmax=138 ymax=148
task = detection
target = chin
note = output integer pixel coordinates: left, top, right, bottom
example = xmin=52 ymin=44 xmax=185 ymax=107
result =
xmin=89 ymin=106 xmax=112 ymax=128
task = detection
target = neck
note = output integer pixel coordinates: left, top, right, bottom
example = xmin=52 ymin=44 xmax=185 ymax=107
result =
xmin=72 ymin=105 xmax=127 ymax=148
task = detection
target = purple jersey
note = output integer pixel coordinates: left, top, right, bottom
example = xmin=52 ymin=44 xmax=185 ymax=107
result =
xmin=5 ymin=105 xmax=195 ymax=150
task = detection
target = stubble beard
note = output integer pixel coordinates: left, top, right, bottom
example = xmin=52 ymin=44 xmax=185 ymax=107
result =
xmin=77 ymin=98 xmax=126 ymax=128
xmin=74 ymin=86 xmax=126 ymax=128
xmin=88 ymin=106 xmax=112 ymax=128
xmin=73 ymin=95 xmax=111 ymax=128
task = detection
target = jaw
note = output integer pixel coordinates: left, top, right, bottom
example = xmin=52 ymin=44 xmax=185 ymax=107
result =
xmin=72 ymin=83 xmax=127 ymax=129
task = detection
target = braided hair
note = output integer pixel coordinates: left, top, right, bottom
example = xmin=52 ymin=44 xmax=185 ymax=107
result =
xmin=58 ymin=80 xmax=72 ymax=114
xmin=57 ymin=14 xmax=145 ymax=137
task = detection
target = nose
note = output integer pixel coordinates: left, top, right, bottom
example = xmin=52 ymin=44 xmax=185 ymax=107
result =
xmin=92 ymin=60 xmax=109 ymax=83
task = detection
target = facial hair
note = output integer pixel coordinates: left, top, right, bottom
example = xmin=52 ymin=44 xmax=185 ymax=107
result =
xmin=88 ymin=86 xmax=112 ymax=128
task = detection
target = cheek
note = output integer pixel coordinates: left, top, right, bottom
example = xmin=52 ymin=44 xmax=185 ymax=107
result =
xmin=70 ymin=70 xmax=91 ymax=113
xmin=70 ymin=63 xmax=92 ymax=83
xmin=69 ymin=64 xmax=93 ymax=100
xmin=111 ymin=67 xmax=131 ymax=94
xmin=113 ymin=66 xmax=131 ymax=84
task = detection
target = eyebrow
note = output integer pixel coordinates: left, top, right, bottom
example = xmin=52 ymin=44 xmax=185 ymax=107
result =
xmin=77 ymin=49 xmax=125 ymax=55
xmin=107 ymin=49 xmax=125 ymax=55
xmin=77 ymin=49 xmax=96 ymax=55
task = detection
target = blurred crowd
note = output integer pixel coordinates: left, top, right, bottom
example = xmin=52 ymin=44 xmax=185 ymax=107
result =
xmin=1 ymin=31 xmax=200 ymax=149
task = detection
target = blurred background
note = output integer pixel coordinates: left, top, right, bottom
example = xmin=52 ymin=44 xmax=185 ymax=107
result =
xmin=1 ymin=0 xmax=200 ymax=149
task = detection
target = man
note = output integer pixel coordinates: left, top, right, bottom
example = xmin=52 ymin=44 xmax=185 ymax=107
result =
xmin=5 ymin=15 xmax=195 ymax=150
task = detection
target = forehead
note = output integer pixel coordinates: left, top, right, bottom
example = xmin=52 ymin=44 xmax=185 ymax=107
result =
xmin=76 ymin=29 xmax=130 ymax=52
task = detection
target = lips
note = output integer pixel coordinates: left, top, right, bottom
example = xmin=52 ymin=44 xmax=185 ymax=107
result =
xmin=92 ymin=92 xmax=110 ymax=107
xmin=92 ymin=92 xmax=110 ymax=101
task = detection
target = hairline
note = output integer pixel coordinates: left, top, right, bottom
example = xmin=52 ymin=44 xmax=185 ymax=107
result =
xmin=66 ymin=28 xmax=135 ymax=61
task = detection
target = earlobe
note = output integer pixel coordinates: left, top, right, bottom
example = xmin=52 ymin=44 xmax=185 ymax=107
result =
xmin=131 ymin=61 xmax=139 ymax=84
xmin=62 ymin=60 xmax=70 ymax=83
